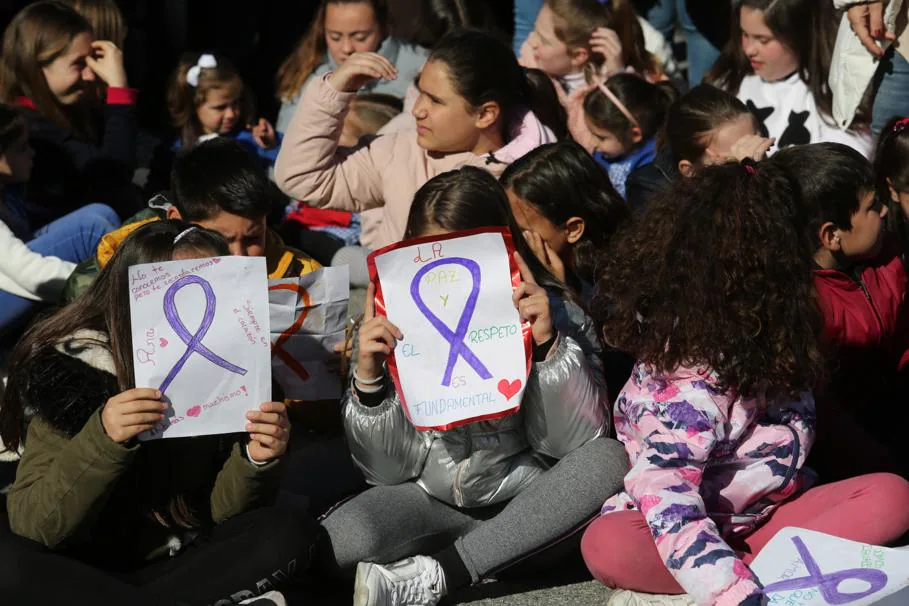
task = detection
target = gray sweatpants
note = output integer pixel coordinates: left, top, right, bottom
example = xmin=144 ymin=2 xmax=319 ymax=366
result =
xmin=320 ymin=437 xmax=628 ymax=582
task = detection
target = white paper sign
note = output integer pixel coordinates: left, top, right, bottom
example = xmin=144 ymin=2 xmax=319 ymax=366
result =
xmin=369 ymin=229 xmax=530 ymax=430
xmin=751 ymin=528 xmax=909 ymax=605
xmin=129 ymin=256 xmax=271 ymax=439
xmin=269 ymin=266 xmax=350 ymax=401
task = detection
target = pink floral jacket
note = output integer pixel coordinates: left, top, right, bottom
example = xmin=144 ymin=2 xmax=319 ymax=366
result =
xmin=602 ymin=363 xmax=816 ymax=606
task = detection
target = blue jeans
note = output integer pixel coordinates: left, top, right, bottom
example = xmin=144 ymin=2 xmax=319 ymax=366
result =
xmin=0 ymin=203 xmax=119 ymax=331
xmin=641 ymin=0 xmax=721 ymax=86
xmin=513 ymin=0 xmax=544 ymax=55
xmin=872 ymin=49 xmax=909 ymax=138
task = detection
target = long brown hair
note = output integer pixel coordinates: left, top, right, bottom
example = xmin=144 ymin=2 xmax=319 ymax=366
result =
xmin=0 ymin=221 xmax=230 ymax=527
xmin=591 ymin=161 xmax=826 ymax=397
xmin=544 ymin=0 xmax=659 ymax=80
xmin=167 ymin=52 xmax=252 ymax=147
xmin=60 ymin=0 xmax=126 ymax=48
xmin=706 ymin=0 xmax=837 ymax=120
xmin=276 ymin=0 xmax=390 ymax=102
xmin=0 ymin=1 xmax=96 ymax=141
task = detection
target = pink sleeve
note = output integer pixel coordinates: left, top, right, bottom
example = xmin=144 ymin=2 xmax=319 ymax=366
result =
xmin=274 ymin=74 xmax=390 ymax=213
xmin=624 ymin=394 xmax=761 ymax=605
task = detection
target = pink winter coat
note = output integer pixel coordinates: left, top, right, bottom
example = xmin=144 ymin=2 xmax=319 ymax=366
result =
xmin=274 ymin=74 xmax=556 ymax=250
xmin=602 ymin=363 xmax=816 ymax=606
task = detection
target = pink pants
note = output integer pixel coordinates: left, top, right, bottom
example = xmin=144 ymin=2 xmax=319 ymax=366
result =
xmin=581 ymin=473 xmax=909 ymax=594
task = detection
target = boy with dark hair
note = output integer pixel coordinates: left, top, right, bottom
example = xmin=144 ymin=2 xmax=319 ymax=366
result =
xmin=771 ymin=142 xmax=909 ymax=480
xmin=63 ymin=137 xmax=320 ymax=301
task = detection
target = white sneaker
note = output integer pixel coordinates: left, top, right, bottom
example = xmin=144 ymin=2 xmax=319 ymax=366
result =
xmin=238 ymin=590 xmax=287 ymax=606
xmin=606 ymin=589 xmax=696 ymax=606
xmin=353 ymin=555 xmax=447 ymax=606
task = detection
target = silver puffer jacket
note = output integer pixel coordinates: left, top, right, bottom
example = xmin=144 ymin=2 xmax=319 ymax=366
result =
xmin=343 ymin=297 xmax=610 ymax=508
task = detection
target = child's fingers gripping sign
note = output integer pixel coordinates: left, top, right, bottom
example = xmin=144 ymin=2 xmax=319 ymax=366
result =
xmin=512 ymin=252 xmax=554 ymax=346
xmin=246 ymin=402 xmax=291 ymax=462
xmin=356 ymin=283 xmax=403 ymax=383
xmin=101 ymin=388 xmax=167 ymax=443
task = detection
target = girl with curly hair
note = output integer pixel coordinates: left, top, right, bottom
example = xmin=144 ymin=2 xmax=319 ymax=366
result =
xmin=579 ymin=161 xmax=909 ymax=606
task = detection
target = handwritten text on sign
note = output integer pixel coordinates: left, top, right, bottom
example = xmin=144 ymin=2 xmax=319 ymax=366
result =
xmin=751 ymin=528 xmax=909 ymax=605
xmin=129 ymin=256 xmax=271 ymax=440
xmin=369 ymin=230 xmax=529 ymax=430
xmin=268 ymin=266 xmax=350 ymax=401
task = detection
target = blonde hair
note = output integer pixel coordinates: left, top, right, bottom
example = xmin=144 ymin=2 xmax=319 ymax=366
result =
xmin=276 ymin=0 xmax=390 ymax=102
xmin=348 ymin=93 xmax=402 ymax=135
xmin=544 ymin=0 xmax=659 ymax=80
xmin=61 ymin=0 xmax=126 ymax=48
xmin=167 ymin=52 xmax=252 ymax=147
xmin=0 ymin=1 xmax=95 ymax=141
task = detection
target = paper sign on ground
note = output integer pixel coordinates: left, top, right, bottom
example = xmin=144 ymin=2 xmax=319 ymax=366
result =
xmin=368 ymin=228 xmax=531 ymax=430
xmin=750 ymin=527 xmax=909 ymax=605
xmin=129 ymin=256 xmax=271 ymax=440
xmin=269 ymin=266 xmax=350 ymax=401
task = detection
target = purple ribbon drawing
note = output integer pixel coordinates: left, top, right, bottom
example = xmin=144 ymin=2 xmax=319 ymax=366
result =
xmin=158 ymin=275 xmax=247 ymax=393
xmin=762 ymin=536 xmax=888 ymax=604
xmin=410 ymin=257 xmax=492 ymax=386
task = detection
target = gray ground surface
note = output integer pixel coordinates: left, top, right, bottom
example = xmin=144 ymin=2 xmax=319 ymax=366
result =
xmin=451 ymin=579 xmax=614 ymax=605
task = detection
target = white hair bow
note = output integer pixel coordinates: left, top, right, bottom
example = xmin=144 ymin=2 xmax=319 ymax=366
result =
xmin=186 ymin=54 xmax=218 ymax=87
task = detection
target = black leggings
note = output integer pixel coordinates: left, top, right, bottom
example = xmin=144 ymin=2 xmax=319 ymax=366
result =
xmin=0 ymin=506 xmax=318 ymax=606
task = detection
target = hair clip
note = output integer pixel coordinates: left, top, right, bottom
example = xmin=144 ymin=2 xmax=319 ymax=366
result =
xmin=173 ymin=226 xmax=197 ymax=244
xmin=742 ymin=158 xmax=757 ymax=175
xmin=894 ymin=117 xmax=909 ymax=134
xmin=595 ymin=79 xmax=640 ymax=128
xmin=186 ymin=54 xmax=218 ymax=88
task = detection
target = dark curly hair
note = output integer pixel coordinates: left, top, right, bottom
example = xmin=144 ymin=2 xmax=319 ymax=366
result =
xmin=591 ymin=161 xmax=826 ymax=397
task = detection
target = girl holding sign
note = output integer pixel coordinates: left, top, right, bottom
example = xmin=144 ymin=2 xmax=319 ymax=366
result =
xmin=0 ymin=220 xmax=315 ymax=606
xmin=580 ymin=162 xmax=909 ymax=606
xmin=275 ymin=28 xmax=563 ymax=252
xmin=320 ymin=167 xmax=627 ymax=606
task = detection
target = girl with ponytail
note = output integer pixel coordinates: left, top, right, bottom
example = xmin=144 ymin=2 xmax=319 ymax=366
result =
xmin=274 ymin=28 xmax=564 ymax=252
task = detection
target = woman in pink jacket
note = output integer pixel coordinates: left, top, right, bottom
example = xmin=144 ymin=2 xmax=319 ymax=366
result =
xmin=580 ymin=160 xmax=909 ymax=606
xmin=274 ymin=28 xmax=563 ymax=253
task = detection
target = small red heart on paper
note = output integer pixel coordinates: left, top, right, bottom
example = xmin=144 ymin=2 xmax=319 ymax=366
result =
xmin=186 ymin=406 xmax=202 ymax=417
xmin=497 ymin=379 xmax=522 ymax=401
xmin=159 ymin=338 xmax=168 ymax=347
xmin=212 ymin=257 xmax=221 ymax=264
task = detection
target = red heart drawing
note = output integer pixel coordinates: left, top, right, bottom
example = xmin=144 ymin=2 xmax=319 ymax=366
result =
xmin=212 ymin=258 xmax=221 ymax=264
xmin=186 ymin=406 xmax=202 ymax=417
xmin=497 ymin=379 xmax=522 ymax=401
xmin=159 ymin=337 xmax=168 ymax=348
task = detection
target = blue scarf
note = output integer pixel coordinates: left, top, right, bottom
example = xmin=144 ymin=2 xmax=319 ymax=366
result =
xmin=594 ymin=138 xmax=657 ymax=199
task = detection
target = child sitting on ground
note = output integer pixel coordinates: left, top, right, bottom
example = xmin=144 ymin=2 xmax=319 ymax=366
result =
xmin=770 ymin=142 xmax=909 ymax=480
xmin=0 ymin=220 xmax=315 ymax=606
xmin=320 ymin=167 xmax=626 ymax=606
xmin=0 ymin=103 xmax=118 ymax=334
xmin=580 ymin=159 xmax=909 ymax=605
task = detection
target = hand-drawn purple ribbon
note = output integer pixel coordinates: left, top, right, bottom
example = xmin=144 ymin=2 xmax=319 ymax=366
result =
xmin=410 ymin=257 xmax=492 ymax=386
xmin=158 ymin=275 xmax=248 ymax=393
xmin=762 ymin=536 xmax=888 ymax=604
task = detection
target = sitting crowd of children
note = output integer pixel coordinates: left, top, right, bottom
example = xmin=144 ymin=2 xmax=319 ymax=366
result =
xmin=2 ymin=1 xmax=909 ymax=606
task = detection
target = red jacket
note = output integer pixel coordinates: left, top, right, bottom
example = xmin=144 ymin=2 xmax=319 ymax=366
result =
xmin=813 ymin=240 xmax=908 ymax=363
xmin=811 ymin=239 xmax=909 ymax=480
